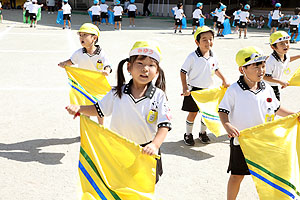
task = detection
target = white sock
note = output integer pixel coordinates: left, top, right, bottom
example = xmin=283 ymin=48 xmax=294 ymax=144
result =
xmin=200 ymin=120 xmax=207 ymax=134
xmin=186 ymin=120 xmax=194 ymax=135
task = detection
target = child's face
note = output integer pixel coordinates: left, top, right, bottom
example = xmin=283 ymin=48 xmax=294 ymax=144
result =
xmin=127 ymin=56 xmax=159 ymax=86
xmin=195 ymin=32 xmax=214 ymax=53
xmin=272 ymin=40 xmax=290 ymax=55
xmin=78 ymin=32 xmax=97 ymax=48
xmin=240 ymin=62 xmax=266 ymax=83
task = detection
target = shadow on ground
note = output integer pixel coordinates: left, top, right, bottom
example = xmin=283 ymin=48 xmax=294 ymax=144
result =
xmin=0 ymin=137 xmax=80 ymax=165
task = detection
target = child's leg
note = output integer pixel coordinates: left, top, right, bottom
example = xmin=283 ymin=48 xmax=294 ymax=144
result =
xmin=295 ymin=33 xmax=298 ymax=41
xmin=97 ymin=116 xmax=104 ymax=125
xmin=106 ymin=18 xmax=108 ymax=25
xmin=220 ymin=29 xmax=223 ymax=35
xmin=227 ymin=175 xmax=244 ymax=200
xmin=68 ymin=20 xmax=71 ymax=28
xmin=63 ymin=20 xmax=66 ymax=28
xmin=239 ymin=28 xmax=242 ymax=38
xmin=132 ymin=18 xmax=135 ymax=26
xmin=244 ymin=28 xmax=247 ymax=37
xmin=186 ymin=112 xmax=197 ymax=133
xmin=114 ymin=22 xmax=117 ymax=29
xmin=179 ymin=25 xmax=182 ymax=31
xmin=129 ymin=17 xmax=132 ymax=25
xmin=119 ymin=22 xmax=121 ymax=29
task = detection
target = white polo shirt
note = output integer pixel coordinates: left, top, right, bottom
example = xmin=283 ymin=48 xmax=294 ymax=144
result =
xmin=28 ymin=4 xmax=42 ymax=14
xmin=24 ymin=1 xmax=32 ymax=10
xmin=95 ymin=80 xmax=172 ymax=144
xmin=62 ymin=3 xmax=71 ymax=14
xmin=271 ymin=10 xmax=281 ymax=20
xmin=128 ymin=4 xmax=137 ymax=12
xmin=290 ymin=15 xmax=300 ymax=26
xmin=219 ymin=76 xmax=280 ymax=145
xmin=181 ymin=48 xmax=219 ymax=89
xmin=70 ymin=45 xmax=111 ymax=72
xmin=233 ymin=10 xmax=241 ymax=20
xmin=265 ymin=51 xmax=290 ymax=87
xmin=192 ymin=8 xmax=202 ymax=19
xmin=113 ymin=6 xmax=123 ymax=16
xmin=89 ymin=5 xmax=101 ymax=15
xmin=100 ymin=4 xmax=108 ymax=12
xmin=172 ymin=6 xmax=178 ymax=16
xmin=239 ymin=11 xmax=249 ymax=22
xmin=175 ymin=8 xmax=184 ymax=20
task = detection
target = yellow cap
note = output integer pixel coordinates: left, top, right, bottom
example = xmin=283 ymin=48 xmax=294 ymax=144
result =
xmin=270 ymin=31 xmax=290 ymax=45
xmin=129 ymin=41 xmax=162 ymax=62
xmin=78 ymin=23 xmax=100 ymax=37
xmin=236 ymin=46 xmax=267 ymax=67
xmin=194 ymin=26 xmax=214 ymax=40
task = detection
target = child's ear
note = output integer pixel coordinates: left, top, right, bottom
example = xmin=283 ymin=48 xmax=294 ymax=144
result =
xmin=238 ymin=66 xmax=244 ymax=74
xmin=270 ymin=45 xmax=276 ymax=50
xmin=127 ymin=61 xmax=131 ymax=72
xmin=195 ymin=39 xmax=200 ymax=46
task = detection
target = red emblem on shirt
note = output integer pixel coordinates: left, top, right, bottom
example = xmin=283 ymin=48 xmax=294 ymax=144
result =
xmin=267 ymin=98 xmax=272 ymax=102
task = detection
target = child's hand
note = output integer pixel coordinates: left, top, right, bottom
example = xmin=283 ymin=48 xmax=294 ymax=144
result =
xmin=100 ymin=69 xmax=110 ymax=76
xmin=224 ymin=122 xmax=240 ymax=138
xmin=142 ymin=143 xmax=158 ymax=156
xmin=58 ymin=61 xmax=67 ymax=68
xmin=280 ymin=81 xmax=289 ymax=89
xmin=181 ymin=88 xmax=190 ymax=96
xmin=65 ymin=105 xmax=80 ymax=119
xmin=222 ymin=81 xmax=230 ymax=88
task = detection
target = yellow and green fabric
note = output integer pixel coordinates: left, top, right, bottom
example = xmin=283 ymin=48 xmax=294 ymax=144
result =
xmin=65 ymin=66 xmax=111 ymax=105
xmin=288 ymin=66 xmax=300 ymax=86
xmin=191 ymin=86 xmax=227 ymax=137
xmin=239 ymin=113 xmax=300 ymax=200
xmin=79 ymin=116 xmax=157 ymax=200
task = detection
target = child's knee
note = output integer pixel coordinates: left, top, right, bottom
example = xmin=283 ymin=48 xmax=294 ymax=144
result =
xmin=230 ymin=174 xmax=244 ymax=183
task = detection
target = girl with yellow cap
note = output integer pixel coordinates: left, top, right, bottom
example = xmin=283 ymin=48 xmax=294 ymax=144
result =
xmin=65 ymin=41 xmax=171 ymax=183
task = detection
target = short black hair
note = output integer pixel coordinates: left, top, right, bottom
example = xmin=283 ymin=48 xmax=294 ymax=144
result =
xmin=295 ymin=7 xmax=300 ymax=15
xmin=271 ymin=43 xmax=277 ymax=48
xmin=196 ymin=31 xmax=214 ymax=42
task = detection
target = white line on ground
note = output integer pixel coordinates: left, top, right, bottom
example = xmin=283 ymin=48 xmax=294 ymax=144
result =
xmin=0 ymin=24 xmax=16 ymax=40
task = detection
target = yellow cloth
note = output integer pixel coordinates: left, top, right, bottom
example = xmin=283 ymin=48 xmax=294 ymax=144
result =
xmin=239 ymin=113 xmax=300 ymax=200
xmin=79 ymin=116 xmax=157 ymax=200
xmin=288 ymin=66 xmax=300 ymax=86
xmin=191 ymin=87 xmax=227 ymax=137
xmin=65 ymin=66 xmax=111 ymax=105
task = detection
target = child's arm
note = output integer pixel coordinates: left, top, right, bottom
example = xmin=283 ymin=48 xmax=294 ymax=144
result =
xmin=276 ymin=106 xmax=294 ymax=117
xmin=219 ymin=112 xmax=240 ymax=137
xmin=225 ymin=14 xmax=230 ymax=19
xmin=101 ymin=66 xmax=112 ymax=76
xmin=66 ymin=104 xmax=98 ymax=118
xmin=215 ymin=69 xmax=230 ymax=88
xmin=58 ymin=59 xmax=73 ymax=68
xmin=290 ymin=55 xmax=300 ymax=62
xmin=263 ymin=75 xmax=289 ymax=88
xmin=142 ymin=127 xmax=168 ymax=155
xmin=180 ymin=71 xmax=190 ymax=96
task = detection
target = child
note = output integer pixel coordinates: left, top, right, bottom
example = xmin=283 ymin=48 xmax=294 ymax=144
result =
xmin=0 ymin=1 xmax=3 ymax=23
xmin=99 ymin=0 xmax=109 ymax=25
xmin=218 ymin=46 xmax=298 ymax=200
xmin=289 ymin=7 xmax=300 ymax=43
xmin=27 ymin=0 xmax=43 ymax=28
xmin=211 ymin=2 xmax=222 ymax=31
xmin=112 ymin=0 xmax=123 ymax=30
xmin=124 ymin=0 xmax=129 ymax=13
xmin=216 ymin=4 xmax=230 ymax=37
xmin=180 ymin=26 xmax=229 ymax=146
xmin=174 ymin=2 xmax=185 ymax=34
xmin=61 ymin=0 xmax=71 ymax=29
xmin=65 ymin=41 xmax=171 ymax=183
xmin=58 ymin=23 xmax=112 ymax=124
xmin=23 ymin=0 xmax=32 ymax=24
xmin=263 ymin=31 xmax=300 ymax=101
xmin=270 ymin=3 xmax=283 ymax=34
xmin=172 ymin=5 xmax=178 ymax=29
xmin=46 ymin=0 xmax=55 ymax=14
xmin=238 ymin=4 xmax=250 ymax=39
xmin=128 ymin=0 xmax=137 ymax=27
xmin=88 ymin=0 xmax=101 ymax=27
xmin=232 ymin=4 xmax=243 ymax=33
xmin=257 ymin=15 xmax=265 ymax=29
xmin=249 ymin=14 xmax=256 ymax=27
xmin=192 ymin=2 xmax=206 ymax=34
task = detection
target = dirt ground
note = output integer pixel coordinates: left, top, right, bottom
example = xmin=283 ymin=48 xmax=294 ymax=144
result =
xmin=1 ymin=9 xmax=300 ymax=200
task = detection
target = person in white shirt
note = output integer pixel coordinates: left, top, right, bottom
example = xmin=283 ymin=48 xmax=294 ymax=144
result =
xmin=174 ymin=2 xmax=185 ymax=34
xmin=289 ymin=8 xmax=300 ymax=43
xmin=111 ymin=0 xmax=123 ymax=30
xmin=210 ymin=2 xmax=222 ymax=31
xmin=238 ymin=4 xmax=250 ymax=39
xmin=60 ymin=0 xmax=72 ymax=29
xmin=232 ymin=4 xmax=243 ymax=33
xmin=0 ymin=1 xmax=3 ymax=23
xmin=27 ymin=0 xmax=43 ymax=28
xmin=257 ymin=15 xmax=265 ymax=29
xmin=23 ymin=0 xmax=32 ymax=23
xmin=100 ymin=0 xmax=109 ymax=25
xmin=249 ymin=14 xmax=256 ymax=27
xmin=128 ymin=0 xmax=137 ymax=27
xmin=191 ymin=2 xmax=206 ymax=34
xmin=88 ymin=0 xmax=101 ymax=27
xmin=270 ymin=3 xmax=283 ymax=34
xmin=216 ymin=4 xmax=230 ymax=37
xmin=46 ymin=0 xmax=55 ymax=14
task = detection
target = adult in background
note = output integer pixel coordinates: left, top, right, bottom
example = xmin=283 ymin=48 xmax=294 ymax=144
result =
xmin=142 ymin=0 xmax=151 ymax=16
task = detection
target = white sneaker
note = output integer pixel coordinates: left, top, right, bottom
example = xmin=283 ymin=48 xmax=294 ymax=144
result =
xmin=48 ymin=12 xmax=50 ymax=14
xmin=133 ymin=25 xmax=135 ymax=27
xmin=51 ymin=12 xmax=54 ymax=14
xmin=119 ymin=28 xmax=121 ymax=31
xmin=129 ymin=25 xmax=132 ymax=27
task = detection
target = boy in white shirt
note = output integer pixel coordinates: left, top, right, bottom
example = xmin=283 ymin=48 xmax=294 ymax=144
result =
xmin=249 ymin=14 xmax=256 ymax=27
xmin=23 ymin=0 xmax=32 ymax=23
xmin=216 ymin=4 xmax=230 ymax=37
xmin=263 ymin=31 xmax=300 ymax=101
xmin=232 ymin=4 xmax=243 ymax=33
xmin=88 ymin=0 xmax=101 ymax=27
xmin=238 ymin=4 xmax=250 ymax=39
xmin=28 ymin=0 xmax=43 ymax=28
xmin=128 ymin=0 xmax=137 ymax=27
xmin=270 ymin=3 xmax=283 ymax=34
xmin=192 ymin=2 xmax=206 ymax=34
xmin=61 ymin=0 xmax=72 ymax=29
xmin=219 ymin=46 xmax=298 ymax=200
xmin=111 ymin=0 xmax=123 ymax=30
xmin=100 ymin=0 xmax=109 ymax=25
xmin=174 ymin=2 xmax=185 ymax=34
xmin=257 ymin=15 xmax=265 ymax=29
xmin=289 ymin=7 xmax=300 ymax=43
xmin=181 ymin=26 xmax=229 ymax=145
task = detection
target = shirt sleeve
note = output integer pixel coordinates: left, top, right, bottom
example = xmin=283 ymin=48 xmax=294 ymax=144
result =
xmin=95 ymin=89 xmax=115 ymax=117
xmin=70 ymin=49 xmax=80 ymax=65
xmin=157 ymin=93 xmax=172 ymax=130
xmin=181 ymin=54 xmax=192 ymax=74
xmin=265 ymin=57 xmax=274 ymax=76
xmin=213 ymin=53 xmax=219 ymax=71
xmin=101 ymin=51 xmax=112 ymax=69
xmin=218 ymin=86 xmax=234 ymax=114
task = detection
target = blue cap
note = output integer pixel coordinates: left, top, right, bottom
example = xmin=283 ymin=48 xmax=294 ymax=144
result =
xmin=219 ymin=4 xmax=226 ymax=12
xmin=101 ymin=0 xmax=105 ymax=3
xmin=94 ymin=0 xmax=99 ymax=4
xmin=275 ymin=3 xmax=281 ymax=8
xmin=244 ymin=4 xmax=250 ymax=10
xmin=63 ymin=0 xmax=68 ymax=2
xmin=115 ymin=0 xmax=120 ymax=5
xmin=130 ymin=0 xmax=135 ymax=3
xmin=196 ymin=2 xmax=203 ymax=7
